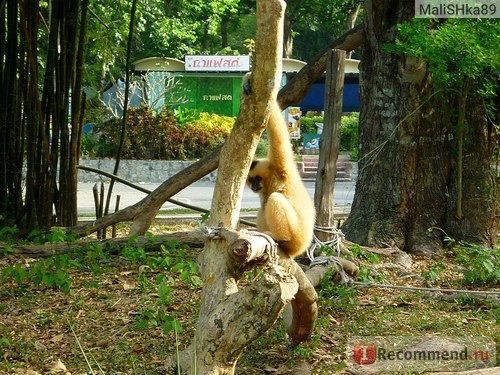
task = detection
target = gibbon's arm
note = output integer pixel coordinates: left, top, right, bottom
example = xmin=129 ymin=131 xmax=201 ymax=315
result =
xmin=242 ymin=72 xmax=294 ymax=173
xmin=266 ymin=104 xmax=296 ymax=174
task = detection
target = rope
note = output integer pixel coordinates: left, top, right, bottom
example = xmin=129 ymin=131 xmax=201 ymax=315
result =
xmin=351 ymin=281 xmax=500 ymax=298
xmin=307 ymin=225 xmax=351 ymax=283
xmin=305 ymin=227 xmax=499 ymax=299
xmin=307 ymin=225 xmax=344 ymax=264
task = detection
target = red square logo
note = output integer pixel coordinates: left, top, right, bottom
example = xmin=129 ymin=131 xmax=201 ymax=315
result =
xmin=353 ymin=343 xmax=377 ymax=365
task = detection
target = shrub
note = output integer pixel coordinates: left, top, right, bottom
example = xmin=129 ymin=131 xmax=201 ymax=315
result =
xmin=254 ymin=138 xmax=269 ymax=158
xmin=182 ymin=113 xmax=234 ymax=159
xmin=300 ymin=115 xmax=323 ymax=134
xmin=340 ymin=112 xmax=359 ymax=153
xmin=300 ymin=112 xmax=359 ymax=158
xmin=452 ymin=241 xmax=499 ymax=286
xmin=80 ymin=133 xmax=98 ymax=157
xmin=95 ymin=106 xmax=180 ymax=159
xmin=92 ymin=107 xmax=234 ymax=160
xmin=173 ymin=107 xmax=201 ymax=126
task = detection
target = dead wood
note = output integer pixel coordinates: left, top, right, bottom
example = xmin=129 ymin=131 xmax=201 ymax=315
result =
xmin=73 ymin=144 xmax=221 ymax=237
xmin=305 ymin=257 xmax=359 ymax=287
xmin=313 ymin=49 xmax=346 ymax=242
xmin=4 ymin=230 xmax=205 ymax=258
xmin=342 ymin=240 xmax=402 ymax=256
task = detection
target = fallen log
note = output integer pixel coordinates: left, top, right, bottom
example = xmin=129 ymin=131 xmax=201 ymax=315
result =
xmin=3 ymin=230 xmax=205 ymax=258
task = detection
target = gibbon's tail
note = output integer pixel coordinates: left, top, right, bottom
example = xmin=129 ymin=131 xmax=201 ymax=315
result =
xmin=266 ymin=103 xmax=296 ymax=170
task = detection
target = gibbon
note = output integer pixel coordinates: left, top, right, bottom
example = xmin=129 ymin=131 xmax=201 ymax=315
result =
xmin=247 ymin=102 xmax=316 ymax=259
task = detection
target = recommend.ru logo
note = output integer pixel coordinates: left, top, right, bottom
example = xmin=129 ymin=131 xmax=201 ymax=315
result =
xmin=347 ymin=336 xmax=496 ymax=373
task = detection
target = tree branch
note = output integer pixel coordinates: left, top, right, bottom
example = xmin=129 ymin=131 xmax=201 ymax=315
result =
xmin=278 ymin=24 xmax=363 ymax=109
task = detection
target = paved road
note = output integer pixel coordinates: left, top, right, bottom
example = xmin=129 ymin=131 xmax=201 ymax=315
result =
xmin=77 ymin=179 xmax=356 ymax=216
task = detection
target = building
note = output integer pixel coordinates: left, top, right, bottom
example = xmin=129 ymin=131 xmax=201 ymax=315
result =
xmin=126 ymin=56 xmax=360 ymax=116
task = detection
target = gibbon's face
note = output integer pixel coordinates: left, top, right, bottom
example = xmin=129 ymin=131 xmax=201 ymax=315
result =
xmin=247 ymin=160 xmax=269 ymax=193
xmin=247 ymin=174 xmax=263 ymax=192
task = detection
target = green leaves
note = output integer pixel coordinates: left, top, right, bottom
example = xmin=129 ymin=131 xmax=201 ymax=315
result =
xmin=95 ymin=107 xmax=234 ymax=160
xmin=454 ymin=241 xmax=500 ymax=286
xmin=388 ymin=18 xmax=499 ymax=94
xmin=2 ymin=257 xmax=73 ymax=294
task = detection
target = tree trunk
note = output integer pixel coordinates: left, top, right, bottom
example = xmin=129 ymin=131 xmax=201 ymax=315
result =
xmin=283 ymin=15 xmax=293 ymax=58
xmin=0 ymin=1 xmax=86 ymax=231
xmin=342 ymin=0 xmax=497 ymax=253
xmin=220 ymin=15 xmax=229 ymax=48
xmin=314 ymin=49 xmax=345 ymax=242
xmin=8 ymin=230 xmax=206 ymax=258
xmin=169 ymin=2 xmax=318 ymax=373
xmin=0 ymin=0 xmax=23 ymax=222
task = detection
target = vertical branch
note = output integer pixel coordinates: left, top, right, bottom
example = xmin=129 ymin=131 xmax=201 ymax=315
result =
xmin=0 ymin=0 xmax=19 ymax=219
xmin=208 ymin=0 xmax=286 ymax=228
xmin=346 ymin=4 xmax=361 ymax=59
xmin=66 ymin=0 xmax=89 ymax=225
xmin=57 ymin=0 xmax=84 ymax=226
xmin=314 ymin=49 xmax=346 ymax=242
xmin=182 ymin=2 xmax=289 ymax=374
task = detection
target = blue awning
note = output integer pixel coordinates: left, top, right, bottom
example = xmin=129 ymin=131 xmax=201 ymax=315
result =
xmin=296 ymin=73 xmax=360 ymax=112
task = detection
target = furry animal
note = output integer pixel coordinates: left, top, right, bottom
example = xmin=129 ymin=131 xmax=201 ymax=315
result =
xmin=247 ymin=103 xmax=316 ymax=258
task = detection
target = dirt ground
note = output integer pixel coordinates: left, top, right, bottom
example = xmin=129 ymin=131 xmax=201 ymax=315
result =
xmin=0 ymin=224 xmax=498 ymax=374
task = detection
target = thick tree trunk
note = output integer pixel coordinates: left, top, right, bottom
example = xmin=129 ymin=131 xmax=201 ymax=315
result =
xmin=342 ymin=0 xmax=497 ymax=253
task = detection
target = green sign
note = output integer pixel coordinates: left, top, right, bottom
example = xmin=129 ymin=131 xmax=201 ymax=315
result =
xmin=172 ymin=74 xmax=243 ymax=116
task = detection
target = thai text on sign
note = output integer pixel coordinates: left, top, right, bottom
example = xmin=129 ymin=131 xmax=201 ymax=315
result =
xmin=185 ymin=55 xmax=250 ymax=72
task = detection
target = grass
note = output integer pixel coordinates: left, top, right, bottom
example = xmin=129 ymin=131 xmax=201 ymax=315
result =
xmin=0 ymin=225 xmax=498 ymax=374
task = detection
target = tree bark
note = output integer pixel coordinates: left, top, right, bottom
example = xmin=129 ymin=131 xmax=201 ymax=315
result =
xmin=172 ymin=2 xmax=318 ymax=373
xmin=314 ymin=49 xmax=345 ymax=242
xmin=5 ymin=230 xmax=205 ymax=258
xmin=342 ymin=0 xmax=497 ymax=253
